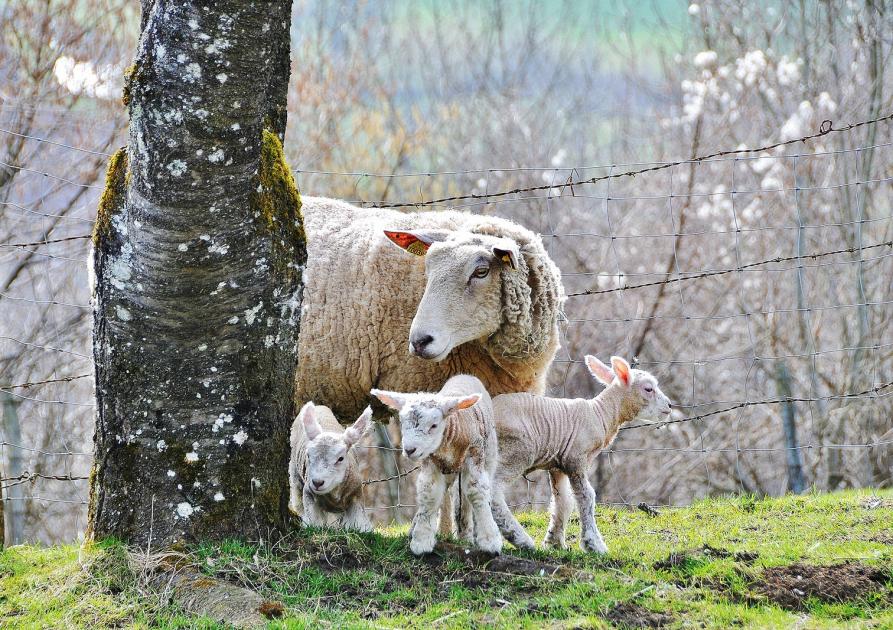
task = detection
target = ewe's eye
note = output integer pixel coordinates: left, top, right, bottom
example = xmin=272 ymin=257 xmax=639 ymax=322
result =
xmin=471 ymin=266 xmax=490 ymax=279
xmin=337 ymin=456 xmax=345 ymax=463
xmin=643 ymin=385 xmax=654 ymax=394
xmin=430 ymin=423 xmax=438 ymax=431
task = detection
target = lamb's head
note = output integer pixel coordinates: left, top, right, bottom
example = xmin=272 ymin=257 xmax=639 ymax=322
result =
xmin=585 ymin=355 xmax=672 ymax=422
xmin=384 ymin=229 xmax=526 ymax=361
xmin=371 ymin=388 xmax=480 ymax=460
xmin=298 ymin=402 xmax=372 ymax=495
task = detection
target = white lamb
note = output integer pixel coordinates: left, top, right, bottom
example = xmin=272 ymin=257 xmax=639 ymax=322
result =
xmin=490 ymin=355 xmax=672 ymax=553
xmin=288 ymin=401 xmax=374 ymax=532
xmin=371 ymin=375 xmax=503 ymax=556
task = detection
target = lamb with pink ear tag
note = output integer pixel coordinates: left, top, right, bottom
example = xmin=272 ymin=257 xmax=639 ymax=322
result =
xmin=488 ymin=354 xmax=672 ymax=553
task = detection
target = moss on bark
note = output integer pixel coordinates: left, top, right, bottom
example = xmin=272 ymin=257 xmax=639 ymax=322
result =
xmin=252 ymin=129 xmax=305 ymax=282
xmin=93 ymin=148 xmax=128 ymax=247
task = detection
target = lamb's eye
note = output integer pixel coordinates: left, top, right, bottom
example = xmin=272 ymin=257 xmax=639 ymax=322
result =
xmin=643 ymin=385 xmax=654 ymax=394
xmin=471 ymin=266 xmax=490 ymax=279
xmin=337 ymin=456 xmax=344 ymax=463
xmin=430 ymin=423 xmax=438 ymax=431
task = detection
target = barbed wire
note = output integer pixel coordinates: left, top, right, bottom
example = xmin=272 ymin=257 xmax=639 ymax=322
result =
xmin=3 ymin=235 xmax=92 ymax=248
xmin=361 ymin=112 xmax=893 ymax=208
xmin=0 ymin=127 xmax=115 ymax=157
xmin=0 ymin=373 xmax=92 ymax=389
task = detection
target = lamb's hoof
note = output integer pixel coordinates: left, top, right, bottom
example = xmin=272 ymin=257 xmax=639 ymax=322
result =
xmin=581 ymin=539 xmax=608 ymax=554
xmin=477 ymin=538 xmax=503 ymax=555
xmin=544 ymin=537 xmax=567 ymax=550
xmin=410 ymin=537 xmax=435 ymax=556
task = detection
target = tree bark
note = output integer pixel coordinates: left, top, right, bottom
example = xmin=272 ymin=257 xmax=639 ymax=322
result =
xmin=89 ymin=1 xmax=304 ymax=546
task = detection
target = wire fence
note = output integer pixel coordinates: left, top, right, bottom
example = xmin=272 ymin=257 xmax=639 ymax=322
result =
xmin=1 ymin=111 xmax=891 ymax=543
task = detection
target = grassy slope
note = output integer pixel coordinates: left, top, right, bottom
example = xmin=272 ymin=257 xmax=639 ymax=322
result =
xmin=1 ymin=490 xmax=891 ymax=629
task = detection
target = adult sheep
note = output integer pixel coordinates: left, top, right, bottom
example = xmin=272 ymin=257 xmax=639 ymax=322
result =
xmin=295 ymin=197 xmax=564 ymax=420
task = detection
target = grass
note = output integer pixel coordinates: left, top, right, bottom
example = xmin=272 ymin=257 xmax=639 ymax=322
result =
xmin=2 ymin=489 xmax=892 ymax=629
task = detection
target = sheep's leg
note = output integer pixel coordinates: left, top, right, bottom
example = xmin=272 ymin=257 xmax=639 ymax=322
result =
xmin=544 ymin=469 xmax=573 ymax=549
xmin=288 ymin=479 xmax=302 ymax=517
xmin=341 ymin=501 xmax=373 ymax=533
xmin=567 ymin=471 xmax=608 ymax=554
xmin=461 ymin=460 xmax=502 ymax=554
xmin=490 ymin=481 xmax=535 ymax=550
xmin=409 ymin=463 xmax=446 ymax=555
xmin=301 ymin=487 xmax=327 ymax=528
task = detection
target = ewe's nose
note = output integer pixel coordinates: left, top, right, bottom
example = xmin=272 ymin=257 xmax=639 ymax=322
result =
xmin=404 ymin=447 xmax=417 ymax=457
xmin=410 ymin=334 xmax=434 ymax=356
xmin=312 ymin=478 xmax=324 ymax=489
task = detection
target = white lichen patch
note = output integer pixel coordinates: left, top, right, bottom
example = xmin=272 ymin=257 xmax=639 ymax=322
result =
xmin=115 ymin=305 xmax=132 ymax=321
xmin=167 ymin=160 xmax=187 ymax=177
xmin=178 ymin=243 xmax=188 ymax=252
xmin=177 ymin=53 xmax=187 ymax=63
xmin=184 ymin=63 xmax=201 ymax=82
xmin=167 ymin=470 xmax=176 ymax=477
xmin=208 ymin=148 xmax=225 ymax=163
xmin=215 ymin=73 xmax=228 ymax=83
xmin=176 ymin=502 xmax=194 ymax=518
xmin=227 ymin=316 xmax=239 ymax=324
xmin=213 ymin=492 xmax=225 ymax=502
xmin=244 ymin=302 xmax=263 ymax=325
xmin=233 ymin=430 xmax=248 ymax=446
xmin=194 ymin=109 xmax=209 ymax=120
xmin=264 ymin=335 xmax=274 ymax=348
xmin=230 ymin=123 xmax=240 ymax=131
xmin=208 ymin=242 xmax=229 ymax=256
xmin=156 ymin=440 xmax=168 ymax=452
xmin=188 ymin=19 xmax=199 ymax=30
xmin=185 ymin=451 xmax=199 ymax=463
xmin=198 ymin=343 xmax=208 ymax=351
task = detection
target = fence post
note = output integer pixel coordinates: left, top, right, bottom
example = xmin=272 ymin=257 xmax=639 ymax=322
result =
xmin=1 ymin=392 xmax=25 ymax=545
xmin=775 ymin=362 xmax=806 ymax=494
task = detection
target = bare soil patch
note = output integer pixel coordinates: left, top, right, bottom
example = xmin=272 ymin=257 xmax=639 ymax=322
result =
xmin=603 ymin=602 xmax=671 ymax=628
xmin=654 ymin=544 xmax=757 ymax=570
xmin=751 ymin=562 xmax=890 ymax=610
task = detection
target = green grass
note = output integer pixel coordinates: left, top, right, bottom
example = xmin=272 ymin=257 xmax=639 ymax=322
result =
xmin=2 ymin=490 xmax=892 ymax=629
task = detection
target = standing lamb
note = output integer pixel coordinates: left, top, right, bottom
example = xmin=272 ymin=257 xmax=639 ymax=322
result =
xmin=294 ymin=197 xmax=564 ymax=421
xmin=289 ymin=401 xmax=374 ymax=532
xmin=371 ymin=375 xmax=503 ymax=556
xmin=490 ymin=355 xmax=671 ymax=553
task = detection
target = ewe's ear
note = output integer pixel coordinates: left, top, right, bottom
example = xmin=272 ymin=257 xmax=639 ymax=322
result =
xmin=585 ymin=355 xmax=615 ymax=386
xmin=610 ymin=356 xmax=631 ymax=386
xmin=383 ymin=229 xmax=449 ymax=257
xmin=299 ymin=402 xmax=322 ymax=440
xmin=440 ymin=393 xmax=480 ymax=416
xmin=491 ymin=238 xmax=520 ymax=270
xmin=370 ymin=389 xmax=407 ymax=411
xmin=344 ymin=406 xmax=373 ymax=448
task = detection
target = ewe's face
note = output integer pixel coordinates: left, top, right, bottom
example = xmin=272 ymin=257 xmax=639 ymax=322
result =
xmin=397 ymin=400 xmax=449 ymax=461
xmin=305 ymin=436 xmax=349 ymax=494
xmin=629 ymin=371 xmax=672 ymax=421
xmin=408 ymin=236 xmax=517 ymax=361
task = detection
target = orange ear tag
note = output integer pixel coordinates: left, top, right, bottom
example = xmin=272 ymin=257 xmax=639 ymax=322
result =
xmin=384 ymin=231 xmax=431 ymax=257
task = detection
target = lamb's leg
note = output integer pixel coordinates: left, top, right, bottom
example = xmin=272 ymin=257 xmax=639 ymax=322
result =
xmin=341 ymin=501 xmax=373 ymax=533
xmin=544 ymin=469 xmax=573 ymax=549
xmin=490 ymin=476 xmax=535 ymax=550
xmin=409 ymin=463 xmax=446 ymax=555
xmin=438 ymin=474 xmax=457 ymax=538
xmin=301 ymin=487 xmax=327 ymax=528
xmin=457 ymin=476 xmax=475 ymax=543
xmin=567 ymin=470 xmax=608 ymax=554
xmin=461 ymin=460 xmax=502 ymax=554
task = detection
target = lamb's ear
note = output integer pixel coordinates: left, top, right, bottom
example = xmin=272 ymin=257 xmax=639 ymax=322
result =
xmin=299 ymin=402 xmax=322 ymax=440
xmin=370 ymin=389 xmax=407 ymax=411
xmin=344 ymin=406 xmax=373 ymax=448
xmin=585 ymin=355 xmax=615 ymax=386
xmin=383 ymin=229 xmax=449 ymax=257
xmin=610 ymin=356 xmax=631 ymax=386
xmin=440 ymin=393 xmax=481 ymax=416
xmin=492 ymin=238 xmax=520 ymax=270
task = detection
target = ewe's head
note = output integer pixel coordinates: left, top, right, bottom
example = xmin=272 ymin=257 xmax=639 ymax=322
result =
xmin=383 ymin=229 xmax=521 ymax=361
xmin=585 ymin=355 xmax=672 ymax=421
xmin=298 ymin=402 xmax=372 ymax=495
xmin=371 ymin=389 xmax=481 ymax=461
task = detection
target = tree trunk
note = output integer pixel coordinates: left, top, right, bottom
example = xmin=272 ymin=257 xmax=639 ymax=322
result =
xmin=89 ymin=0 xmax=304 ymax=547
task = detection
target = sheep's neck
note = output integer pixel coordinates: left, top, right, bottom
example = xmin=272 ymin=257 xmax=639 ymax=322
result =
xmin=588 ymin=384 xmax=644 ymax=447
